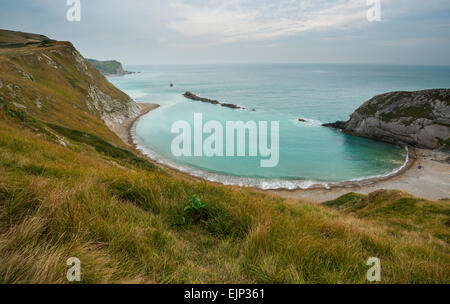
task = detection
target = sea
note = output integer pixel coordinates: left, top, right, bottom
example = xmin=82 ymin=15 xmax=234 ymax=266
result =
xmin=109 ymin=64 xmax=450 ymax=189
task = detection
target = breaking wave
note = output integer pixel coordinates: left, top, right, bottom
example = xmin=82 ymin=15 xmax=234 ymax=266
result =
xmin=291 ymin=117 xmax=323 ymax=127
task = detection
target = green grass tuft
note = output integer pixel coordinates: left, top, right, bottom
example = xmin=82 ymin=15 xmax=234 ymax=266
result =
xmin=46 ymin=123 xmax=158 ymax=172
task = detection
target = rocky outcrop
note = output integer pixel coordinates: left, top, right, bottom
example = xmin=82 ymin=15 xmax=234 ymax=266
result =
xmin=183 ymin=91 xmax=244 ymax=110
xmin=323 ymin=89 xmax=450 ymax=151
xmin=87 ymin=85 xmax=140 ymax=129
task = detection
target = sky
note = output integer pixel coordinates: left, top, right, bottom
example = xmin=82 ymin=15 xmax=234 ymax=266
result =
xmin=0 ymin=0 xmax=449 ymax=65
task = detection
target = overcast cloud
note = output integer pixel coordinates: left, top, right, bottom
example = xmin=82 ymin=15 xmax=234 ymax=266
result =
xmin=0 ymin=0 xmax=449 ymax=65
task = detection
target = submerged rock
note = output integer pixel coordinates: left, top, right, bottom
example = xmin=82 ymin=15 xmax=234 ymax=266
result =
xmin=323 ymin=89 xmax=450 ymax=151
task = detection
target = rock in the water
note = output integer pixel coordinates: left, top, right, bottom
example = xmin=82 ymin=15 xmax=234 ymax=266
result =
xmin=222 ymin=103 xmax=240 ymax=109
xmin=183 ymin=91 xmax=220 ymax=105
xmin=298 ymin=118 xmax=307 ymax=122
xmin=323 ymin=89 xmax=450 ymax=151
xmin=182 ymin=91 xmax=243 ymax=109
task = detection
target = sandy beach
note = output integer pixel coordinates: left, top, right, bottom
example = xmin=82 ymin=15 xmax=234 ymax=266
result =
xmin=118 ymin=102 xmax=450 ymax=202
xmin=271 ymin=150 xmax=450 ymax=202
xmin=111 ymin=103 xmax=160 ymax=146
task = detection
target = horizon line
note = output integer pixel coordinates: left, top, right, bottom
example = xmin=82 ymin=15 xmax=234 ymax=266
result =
xmin=120 ymin=62 xmax=450 ymax=67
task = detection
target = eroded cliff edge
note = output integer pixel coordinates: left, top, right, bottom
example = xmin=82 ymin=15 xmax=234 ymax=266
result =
xmin=323 ymin=89 xmax=450 ymax=152
xmin=0 ymin=29 xmax=140 ymax=145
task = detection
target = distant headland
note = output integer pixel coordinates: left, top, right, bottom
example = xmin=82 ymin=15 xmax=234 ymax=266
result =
xmin=87 ymin=59 xmax=135 ymax=76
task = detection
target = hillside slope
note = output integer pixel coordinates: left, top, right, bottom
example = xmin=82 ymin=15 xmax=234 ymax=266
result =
xmin=0 ymin=29 xmax=140 ymax=147
xmin=324 ymin=89 xmax=450 ymax=151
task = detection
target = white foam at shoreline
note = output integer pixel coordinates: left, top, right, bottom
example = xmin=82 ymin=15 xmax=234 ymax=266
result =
xmin=131 ymin=114 xmax=410 ymax=191
xmin=125 ymin=90 xmax=148 ymax=100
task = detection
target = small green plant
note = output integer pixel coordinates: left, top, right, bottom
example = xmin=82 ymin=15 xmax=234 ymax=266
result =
xmin=171 ymin=195 xmax=207 ymax=228
xmin=3 ymin=106 xmax=28 ymax=122
xmin=184 ymin=194 xmax=207 ymax=214
xmin=16 ymin=110 xmax=27 ymax=122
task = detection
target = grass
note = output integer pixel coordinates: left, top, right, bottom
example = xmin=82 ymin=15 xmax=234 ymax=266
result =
xmin=45 ymin=123 xmax=158 ymax=172
xmin=380 ymin=104 xmax=433 ymax=124
xmin=0 ymin=114 xmax=449 ymax=284
xmin=324 ymin=190 xmax=450 ymax=244
xmin=356 ymin=90 xmax=447 ymax=125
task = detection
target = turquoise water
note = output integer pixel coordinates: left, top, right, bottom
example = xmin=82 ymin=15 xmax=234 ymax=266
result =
xmin=110 ymin=64 xmax=450 ymax=189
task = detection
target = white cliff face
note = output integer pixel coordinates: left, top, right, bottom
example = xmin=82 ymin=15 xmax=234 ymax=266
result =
xmin=72 ymin=50 xmax=93 ymax=78
xmin=326 ymin=89 xmax=450 ymax=151
xmin=87 ymin=85 xmax=141 ymax=130
xmin=74 ymin=50 xmax=141 ymax=129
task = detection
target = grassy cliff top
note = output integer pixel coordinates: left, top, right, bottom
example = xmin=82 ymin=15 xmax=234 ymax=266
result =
xmin=0 ymin=30 xmax=136 ymax=148
xmin=355 ymin=89 xmax=450 ymax=122
xmin=0 ymin=29 xmax=54 ymax=47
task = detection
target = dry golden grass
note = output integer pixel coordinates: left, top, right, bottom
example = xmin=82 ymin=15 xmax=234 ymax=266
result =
xmin=0 ymin=115 xmax=448 ymax=284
